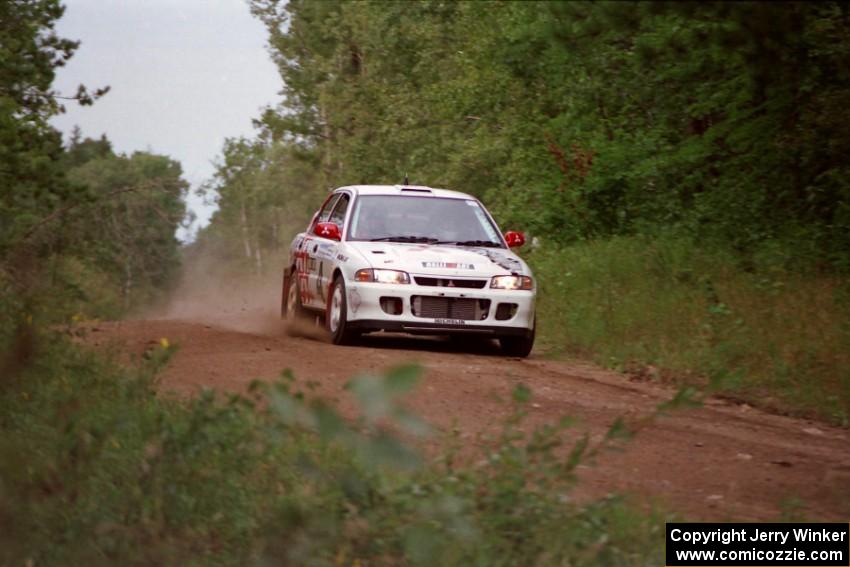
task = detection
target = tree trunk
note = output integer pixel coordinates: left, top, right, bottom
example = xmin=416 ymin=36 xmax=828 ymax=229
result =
xmin=319 ymin=97 xmax=335 ymax=181
xmin=254 ymin=244 xmax=263 ymax=274
xmin=240 ymin=200 xmax=253 ymax=260
xmin=271 ymin=207 xmax=280 ymax=249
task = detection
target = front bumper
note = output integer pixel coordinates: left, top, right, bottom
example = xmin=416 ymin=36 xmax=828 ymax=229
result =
xmin=346 ymin=279 xmax=535 ymax=336
xmin=347 ymin=320 xmax=532 ymax=336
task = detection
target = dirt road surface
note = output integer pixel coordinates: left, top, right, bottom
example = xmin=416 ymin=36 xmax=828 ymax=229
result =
xmin=88 ymin=295 xmax=850 ymax=523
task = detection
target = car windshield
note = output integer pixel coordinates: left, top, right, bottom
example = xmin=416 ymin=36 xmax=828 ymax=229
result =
xmin=347 ymin=195 xmax=504 ymax=246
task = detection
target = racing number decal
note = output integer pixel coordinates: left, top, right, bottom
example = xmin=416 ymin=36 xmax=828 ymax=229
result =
xmin=294 ymin=237 xmax=313 ymax=305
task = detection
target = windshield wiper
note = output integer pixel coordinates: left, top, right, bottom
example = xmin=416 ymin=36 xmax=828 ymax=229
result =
xmin=369 ymin=236 xmax=439 ymax=243
xmin=437 ymin=239 xmax=502 ymax=248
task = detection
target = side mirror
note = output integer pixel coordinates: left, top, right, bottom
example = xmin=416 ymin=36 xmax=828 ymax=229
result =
xmin=504 ymin=230 xmax=525 ymax=248
xmin=313 ymin=222 xmax=341 ymax=241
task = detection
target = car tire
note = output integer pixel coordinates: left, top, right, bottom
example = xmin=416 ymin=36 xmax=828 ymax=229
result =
xmin=499 ymin=318 xmax=535 ymax=358
xmin=284 ymin=270 xmax=309 ymax=321
xmin=327 ymin=275 xmax=358 ymax=345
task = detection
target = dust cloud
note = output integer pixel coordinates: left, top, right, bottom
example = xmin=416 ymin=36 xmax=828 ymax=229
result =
xmin=145 ymin=249 xmax=293 ymax=336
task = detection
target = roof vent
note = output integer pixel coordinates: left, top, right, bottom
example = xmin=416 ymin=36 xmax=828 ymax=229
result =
xmin=399 ymin=186 xmax=433 ymax=193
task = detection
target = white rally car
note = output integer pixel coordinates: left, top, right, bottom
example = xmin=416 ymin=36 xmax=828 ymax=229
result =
xmin=281 ymin=185 xmax=536 ymax=357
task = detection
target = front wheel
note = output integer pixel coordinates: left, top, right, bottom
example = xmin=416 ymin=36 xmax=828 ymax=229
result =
xmin=327 ymin=276 xmax=359 ymax=345
xmin=499 ymin=319 xmax=535 ymax=358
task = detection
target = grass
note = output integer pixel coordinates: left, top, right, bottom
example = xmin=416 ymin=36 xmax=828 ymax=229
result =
xmin=530 ymin=234 xmax=850 ymax=425
xmin=0 ymin=323 xmax=668 ymax=566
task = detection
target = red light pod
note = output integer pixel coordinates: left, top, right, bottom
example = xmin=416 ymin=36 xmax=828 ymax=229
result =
xmin=504 ymin=231 xmax=525 ymax=248
xmin=313 ymin=222 xmax=341 ymax=241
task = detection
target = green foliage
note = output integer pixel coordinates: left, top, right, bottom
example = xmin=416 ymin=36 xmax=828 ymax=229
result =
xmin=0 ymin=334 xmax=280 ymax=564
xmin=0 ymin=0 xmax=75 ymax=253
xmin=190 ymin=137 xmax=321 ymax=276
xmin=1 ymin=134 xmax=189 ymax=324
xmin=0 ymin=0 xmax=108 ymax=258
xmin=0 ymin=328 xmax=668 ymax=566
xmin=201 ymin=1 xmax=850 ymax=272
xmin=61 ymin=137 xmax=188 ymax=314
xmin=1 ymin=1 xmax=184 ymax=324
xmin=531 ymin=234 xmax=850 ymax=424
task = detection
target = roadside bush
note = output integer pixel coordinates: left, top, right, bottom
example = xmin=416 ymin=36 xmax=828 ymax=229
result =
xmin=0 ymin=336 xmax=278 ymax=564
xmin=530 ymin=234 xmax=850 ymax=424
xmin=1 ymin=327 xmax=666 ymax=566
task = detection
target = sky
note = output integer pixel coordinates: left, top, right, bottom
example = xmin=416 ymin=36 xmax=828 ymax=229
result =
xmin=50 ymin=0 xmax=282 ymax=241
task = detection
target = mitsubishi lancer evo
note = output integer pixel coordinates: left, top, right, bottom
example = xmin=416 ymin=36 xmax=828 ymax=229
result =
xmin=281 ymin=185 xmax=536 ymax=357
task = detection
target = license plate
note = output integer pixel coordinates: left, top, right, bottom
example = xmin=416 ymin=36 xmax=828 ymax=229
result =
xmin=434 ymin=318 xmax=466 ymax=325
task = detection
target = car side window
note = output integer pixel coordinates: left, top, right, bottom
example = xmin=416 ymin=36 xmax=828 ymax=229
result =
xmin=328 ymin=193 xmax=350 ymax=230
xmin=313 ymin=194 xmax=341 ymax=229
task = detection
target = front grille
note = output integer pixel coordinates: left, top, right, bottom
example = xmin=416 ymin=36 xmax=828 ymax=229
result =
xmin=411 ymin=296 xmax=490 ymax=321
xmin=414 ymin=277 xmax=487 ymax=289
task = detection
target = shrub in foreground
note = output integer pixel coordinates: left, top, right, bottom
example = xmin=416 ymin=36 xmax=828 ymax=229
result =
xmin=0 ymin=329 xmax=666 ymax=565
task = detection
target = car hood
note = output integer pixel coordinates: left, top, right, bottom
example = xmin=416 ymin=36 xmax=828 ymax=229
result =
xmin=346 ymin=242 xmax=531 ymax=277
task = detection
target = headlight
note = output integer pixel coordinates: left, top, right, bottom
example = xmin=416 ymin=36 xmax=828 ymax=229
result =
xmin=354 ymin=268 xmax=410 ymax=284
xmin=490 ymin=275 xmax=533 ymax=290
